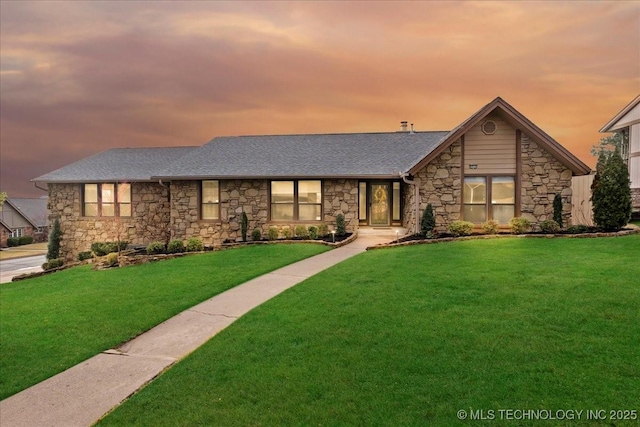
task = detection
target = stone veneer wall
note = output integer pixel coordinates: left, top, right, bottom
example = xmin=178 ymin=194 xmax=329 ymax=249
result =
xmin=403 ymin=140 xmax=462 ymax=233
xmin=323 ymin=179 xmax=359 ymax=232
xmin=520 ymin=135 xmax=573 ymax=226
xmin=48 ymin=182 xmax=170 ymax=262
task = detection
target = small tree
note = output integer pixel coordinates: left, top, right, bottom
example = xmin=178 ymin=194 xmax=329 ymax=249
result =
xmin=241 ymin=212 xmax=248 ymax=242
xmin=590 ymin=133 xmax=625 ymax=161
xmin=420 ymin=203 xmax=435 ymax=236
xmin=591 ymin=149 xmax=632 ymax=231
xmin=553 ymin=193 xmax=563 ymax=228
xmin=336 ymin=214 xmax=346 ymax=236
xmin=47 ymin=218 xmax=62 ymax=261
xmin=0 ymin=191 xmax=6 ymax=211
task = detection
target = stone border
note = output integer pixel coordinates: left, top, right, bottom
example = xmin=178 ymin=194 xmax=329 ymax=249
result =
xmin=366 ymin=227 xmax=640 ymax=251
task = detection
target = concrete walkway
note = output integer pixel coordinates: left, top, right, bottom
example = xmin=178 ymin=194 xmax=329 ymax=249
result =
xmin=0 ymin=233 xmax=396 ymax=427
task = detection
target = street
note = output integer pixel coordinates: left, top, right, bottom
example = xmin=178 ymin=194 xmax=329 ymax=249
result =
xmin=0 ymin=255 xmax=46 ymax=284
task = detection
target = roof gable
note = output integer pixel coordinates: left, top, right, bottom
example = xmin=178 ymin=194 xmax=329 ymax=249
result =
xmin=0 ymin=199 xmax=39 ymax=229
xmin=600 ymin=94 xmax=640 ymax=132
xmin=408 ymin=97 xmax=591 ymax=176
xmin=8 ymin=198 xmax=48 ymax=227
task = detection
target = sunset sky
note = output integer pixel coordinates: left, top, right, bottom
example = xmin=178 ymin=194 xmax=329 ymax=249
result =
xmin=1 ymin=1 xmax=639 ymax=198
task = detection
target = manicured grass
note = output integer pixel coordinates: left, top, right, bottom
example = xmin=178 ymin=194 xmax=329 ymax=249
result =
xmin=100 ymin=236 xmax=640 ymax=426
xmin=0 ymin=244 xmax=328 ymax=400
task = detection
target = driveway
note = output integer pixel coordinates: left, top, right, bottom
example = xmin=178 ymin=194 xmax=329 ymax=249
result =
xmin=0 ymin=255 xmax=45 ymax=284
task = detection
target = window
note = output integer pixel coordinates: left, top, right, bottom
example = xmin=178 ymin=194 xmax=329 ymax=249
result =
xmin=84 ymin=183 xmax=132 ymax=217
xmin=463 ymin=176 xmax=515 ymax=224
xmin=270 ymin=180 xmax=322 ymax=221
xmin=359 ymin=182 xmax=367 ymax=220
xmin=392 ymin=182 xmax=401 ymax=221
xmin=11 ymin=228 xmax=24 ymax=238
xmin=201 ymin=180 xmax=220 ymax=220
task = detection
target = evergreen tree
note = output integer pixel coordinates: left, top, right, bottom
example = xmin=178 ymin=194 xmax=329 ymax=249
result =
xmin=553 ymin=193 xmax=563 ymax=228
xmin=336 ymin=214 xmax=346 ymax=236
xmin=241 ymin=212 xmax=248 ymax=242
xmin=591 ymin=149 xmax=631 ymax=231
xmin=47 ymin=218 xmax=62 ymax=260
xmin=420 ymin=203 xmax=435 ymax=236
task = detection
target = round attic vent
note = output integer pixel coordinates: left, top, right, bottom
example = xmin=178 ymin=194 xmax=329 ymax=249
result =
xmin=481 ymin=120 xmax=497 ymax=135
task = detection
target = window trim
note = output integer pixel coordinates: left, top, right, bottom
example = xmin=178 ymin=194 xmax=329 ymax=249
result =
xmin=463 ymin=174 xmax=516 ymax=224
xmin=200 ymin=180 xmax=221 ymax=221
xmin=269 ymin=180 xmax=323 ymax=222
xmin=83 ymin=182 xmax=132 ymax=218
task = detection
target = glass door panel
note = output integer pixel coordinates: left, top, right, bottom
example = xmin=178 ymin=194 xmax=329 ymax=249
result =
xmin=370 ymin=183 xmax=390 ymax=226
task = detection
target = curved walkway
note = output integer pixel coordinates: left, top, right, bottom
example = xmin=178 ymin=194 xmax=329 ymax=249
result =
xmin=0 ymin=233 xmax=395 ymax=427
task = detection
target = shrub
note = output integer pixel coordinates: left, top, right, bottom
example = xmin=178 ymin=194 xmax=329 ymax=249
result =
xmin=185 ymin=237 xmax=204 ymax=252
xmin=91 ymin=241 xmax=128 ymax=256
xmin=566 ymin=224 xmax=591 ymax=234
xmin=42 ymin=258 xmax=63 ymax=271
xmin=540 ymin=220 xmax=560 ymax=234
xmin=251 ymin=228 xmax=262 ymax=241
xmin=591 ymin=149 xmax=632 ymax=231
xmin=267 ymin=226 xmax=279 ymax=241
xmin=421 ymin=204 xmax=436 ymax=236
xmin=336 ymin=214 xmax=346 ymax=236
xmin=509 ymin=217 xmax=531 ymax=235
xmin=146 ymin=241 xmax=166 ymax=255
xmin=77 ymin=251 xmax=93 ymax=261
xmin=18 ymin=236 xmax=34 ymax=245
xmin=308 ymin=226 xmax=319 ymax=240
xmin=448 ymin=221 xmax=474 ymax=237
xmin=167 ymin=239 xmax=185 ymax=254
xmin=553 ymin=194 xmax=564 ymax=228
xmin=105 ymin=252 xmax=119 ymax=267
xmin=318 ymin=224 xmax=329 ymax=237
xmin=241 ymin=212 xmax=248 ymax=242
xmin=481 ymin=219 xmax=500 ymax=234
xmin=47 ymin=218 xmax=62 ymax=260
xmin=294 ymin=225 xmax=309 ymax=239
xmin=282 ymin=226 xmax=293 ymax=239
xmin=7 ymin=237 xmax=19 ymax=247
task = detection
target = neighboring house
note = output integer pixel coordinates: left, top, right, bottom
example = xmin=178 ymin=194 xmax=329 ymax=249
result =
xmin=0 ymin=219 xmax=11 ymax=248
xmin=0 ymin=197 xmax=49 ymax=246
xmin=600 ymin=94 xmax=640 ymax=212
xmin=33 ymin=97 xmax=591 ymax=261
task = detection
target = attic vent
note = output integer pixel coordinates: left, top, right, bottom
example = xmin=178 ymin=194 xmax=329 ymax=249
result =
xmin=481 ymin=120 xmax=497 ymax=135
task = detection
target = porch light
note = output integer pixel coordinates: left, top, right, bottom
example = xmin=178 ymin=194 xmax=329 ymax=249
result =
xmin=395 ymin=230 xmax=399 ymax=240
xmin=331 ymin=229 xmax=336 ymax=243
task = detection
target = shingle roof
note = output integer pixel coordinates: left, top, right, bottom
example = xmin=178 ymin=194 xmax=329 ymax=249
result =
xmin=154 ymin=132 xmax=449 ymax=179
xmin=32 ymin=147 xmax=197 ymax=183
xmin=8 ymin=198 xmax=48 ymax=227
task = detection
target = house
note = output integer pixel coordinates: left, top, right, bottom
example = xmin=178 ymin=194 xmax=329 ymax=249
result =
xmin=33 ymin=97 xmax=591 ymax=261
xmin=600 ymin=94 xmax=640 ymax=213
xmin=0 ymin=197 xmax=49 ymax=247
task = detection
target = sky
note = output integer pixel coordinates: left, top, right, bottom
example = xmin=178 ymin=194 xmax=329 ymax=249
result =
xmin=1 ymin=1 xmax=639 ymax=198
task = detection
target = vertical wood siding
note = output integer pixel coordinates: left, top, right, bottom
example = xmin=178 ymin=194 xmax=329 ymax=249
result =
xmin=464 ymin=115 xmax=516 ymax=174
xmin=571 ymin=174 xmax=594 ymax=225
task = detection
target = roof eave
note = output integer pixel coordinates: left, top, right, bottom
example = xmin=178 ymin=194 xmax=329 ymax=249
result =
xmin=151 ymin=173 xmax=403 ymax=181
xmin=600 ymin=94 xmax=640 ymax=133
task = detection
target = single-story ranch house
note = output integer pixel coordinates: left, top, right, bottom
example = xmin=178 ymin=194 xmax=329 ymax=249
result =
xmin=34 ymin=97 xmax=591 ymax=261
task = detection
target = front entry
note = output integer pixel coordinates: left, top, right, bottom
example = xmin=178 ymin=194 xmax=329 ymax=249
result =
xmin=370 ymin=183 xmax=390 ymax=226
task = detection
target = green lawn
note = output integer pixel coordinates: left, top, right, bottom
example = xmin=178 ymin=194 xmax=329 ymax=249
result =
xmin=99 ymin=236 xmax=640 ymax=426
xmin=0 ymin=244 xmax=328 ymax=400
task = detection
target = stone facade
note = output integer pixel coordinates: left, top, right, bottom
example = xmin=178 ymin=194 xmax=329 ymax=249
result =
xmin=520 ymin=135 xmax=573 ymax=226
xmin=323 ymin=179 xmax=359 ymax=232
xmin=48 ymin=182 xmax=170 ymax=262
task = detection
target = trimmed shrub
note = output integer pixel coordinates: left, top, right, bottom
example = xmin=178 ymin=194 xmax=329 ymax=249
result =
xmin=336 ymin=214 xmax=346 ymax=236
xmin=241 ymin=212 xmax=248 ymax=242
xmin=282 ymin=226 xmax=293 ymax=239
xmin=294 ymin=225 xmax=309 ymax=239
xmin=553 ymin=194 xmax=563 ymax=228
xmin=308 ymin=226 xmax=319 ymax=240
xmin=448 ymin=221 xmax=474 ymax=237
xmin=185 ymin=237 xmax=204 ymax=252
xmin=540 ymin=220 xmax=560 ymax=234
xmin=566 ymin=224 xmax=591 ymax=234
xmin=7 ymin=237 xmax=19 ymax=247
xmin=42 ymin=258 xmax=63 ymax=271
xmin=146 ymin=241 xmax=165 ymax=255
xmin=481 ymin=219 xmax=500 ymax=235
xmin=268 ymin=226 xmax=279 ymax=241
xmin=18 ymin=236 xmax=34 ymax=245
xmin=251 ymin=228 xmax=262 ymax=241
xmin=509 ymin=217 xmax=531 ymax=235
xmin=421 ymin=203 xmax=436 ymax=236
xmin=318 ymin=224 xmax=329 ymax=237
xmin=91 ymin=241 xmax=128 ymax=257
xmin=591 ymin=149 xmax=632 ymax=231
xmin=167 ymin=239 xmax=185 ymax=254
xmin=77 ymin=251 xmax=93 ymax=261
xmin=47 ymin=218 xmax=62 ymax=260
xmin=105 ymin=252 xmax=119 ymax=267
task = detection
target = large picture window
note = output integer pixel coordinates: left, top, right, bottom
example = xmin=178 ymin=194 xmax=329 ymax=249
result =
xmin=463 ymin=176 xmax=515 ymax=224
xmin=270 ymin=180 xmax=322 ymax=221
xmin=201 ymin=180 xmax=220 ymax=220
xmin=83 ymin=183 xmax=131 ymax=217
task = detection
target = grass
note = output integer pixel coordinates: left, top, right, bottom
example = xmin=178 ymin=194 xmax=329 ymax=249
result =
xmin=0 ymin=242 xmax=47 ymax=260
xmin=99 ymin=236 xmax=640 ymax=426
xmin=0 ymin=244 xmax=328 ymax=400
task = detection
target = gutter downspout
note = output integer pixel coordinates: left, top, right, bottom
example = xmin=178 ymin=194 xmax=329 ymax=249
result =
xmin=34 ymin=182 xmax=48 ymax=192
xmin=400 ymin=172 xmax=420 ymax=235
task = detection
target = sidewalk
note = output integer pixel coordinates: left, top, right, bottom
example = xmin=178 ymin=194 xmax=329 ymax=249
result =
xmin=0 ymin=233 xmax=396 ymax=427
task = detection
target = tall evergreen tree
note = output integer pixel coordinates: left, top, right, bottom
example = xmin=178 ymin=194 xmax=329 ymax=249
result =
xmin=47 ymin=218 xmax=62 ymax=260
xmin=420 ymin=203 xmax=435 ymax=236
xmin=553 ymin=193 xmax=563 ymax=228
xmin=591 ymin=149 xmax=632 ymax=231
